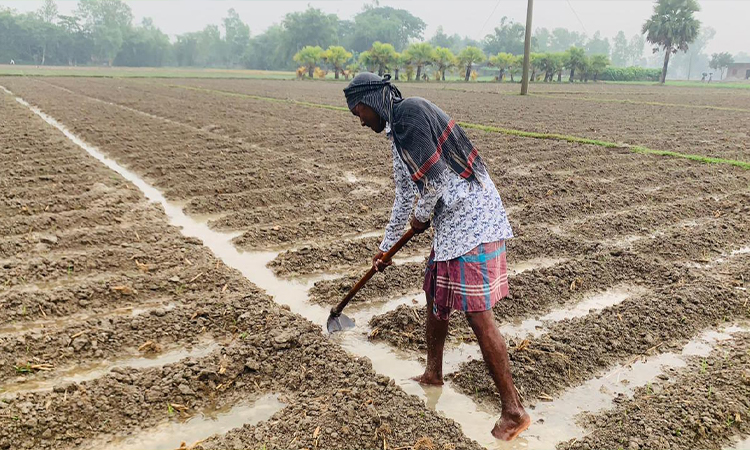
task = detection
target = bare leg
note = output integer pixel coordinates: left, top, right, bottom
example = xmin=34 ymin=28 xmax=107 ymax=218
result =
xmin=412 ymin=294 xmax=449 ymax=385
xmin=466 ymin=310 xmax=530 ymax=441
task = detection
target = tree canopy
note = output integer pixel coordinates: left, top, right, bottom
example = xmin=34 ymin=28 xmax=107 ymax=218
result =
xmin=642 ymin=0 xmax=701 ymax=83
xmin=0 ymin=0 xmax=735 ymax=83
xmin=349 ymin=6 xmax=425 ymax=52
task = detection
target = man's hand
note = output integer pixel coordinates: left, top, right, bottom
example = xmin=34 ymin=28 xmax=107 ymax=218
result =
xmin=372 ymin=251 xmax=393 ymax=272
xmin=410 ymin=217 xmax=431 ymax=234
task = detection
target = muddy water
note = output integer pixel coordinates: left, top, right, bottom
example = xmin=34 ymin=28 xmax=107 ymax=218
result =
xmin=5 ymin=86 xmax=525 ymax=448
xmin=5 ymin=86 xmax=741 ymax=450
xmin=519 ymin=324 xmax=747 ymax=450
xmin=92 ymin=394 xmax=284 ymax=450
xmin=0 ymin=341 xmax=218 ymax=399
xmin=726 ymin=437 xmax=750 ymax=450
xmin=508 ymin=257 xmax=565 ymax=276
xmin=500 ymin=285 xmax=647 ymax=339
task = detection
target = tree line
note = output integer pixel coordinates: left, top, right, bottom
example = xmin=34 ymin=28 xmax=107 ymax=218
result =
xmin=293 ymin=42 xmax=630 ymax=83
xmin=0 ymin=0 xmax=744 ymax=82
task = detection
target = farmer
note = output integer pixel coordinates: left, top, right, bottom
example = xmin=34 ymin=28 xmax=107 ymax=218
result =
xmin=343 ymin=73 xmax=530 ymax=441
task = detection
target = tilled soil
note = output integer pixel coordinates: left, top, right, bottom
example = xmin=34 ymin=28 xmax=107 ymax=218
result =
xmin=367 ymin=249 xmax=677 ymax=350
xmin=560 ymin=332 xmax=750 ymax=450
xmin=171 ymin=77 xmax=750 ymax=111
xmin=449 ymin=271 xmax=749 ymax=408
xmin=0 ymin=94 xmax=481 ymax=450
xmin=3 ymin=77 xmax=749 ymax=450
xmin=269 ymin=232 xmax=434 ymax=277
xmin=309 ymin=262 xmax=426 ymax=306
xmin=170 ymin=77 xmax=750 ymax=161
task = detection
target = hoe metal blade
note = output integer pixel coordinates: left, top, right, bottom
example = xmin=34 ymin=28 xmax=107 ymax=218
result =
xmin=327 ymin=312 xmax=356 ymax=333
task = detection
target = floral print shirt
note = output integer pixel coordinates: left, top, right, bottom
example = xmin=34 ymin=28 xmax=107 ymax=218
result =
xmin=380 ymin=130 xmax=513 ymax=261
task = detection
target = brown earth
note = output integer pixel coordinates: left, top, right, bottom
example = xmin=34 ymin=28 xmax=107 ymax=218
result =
xmin=2 ymin=76 xmax=749 ymax=450
xmin=164 ymin=77 xmax=750 ymax=161
xmin=448 ymin=268 xmax=749 ymax=409
xmin=169 ymin=77 xmax=750 ymax=110
xmin=560 ymin=332 xmax=750 ymax=450
xmin=0 ymin=94 xmax=481 ymax=450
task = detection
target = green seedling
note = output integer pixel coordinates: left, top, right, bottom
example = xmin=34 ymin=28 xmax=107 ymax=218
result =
xmin=239 ymin=332 xmax=248 ymax=340
xmin=14 ymin=364 xmax=32 ymax=374
xmin=700 ymin=359 xmax=708 ymax=373
xmin=167 ymin=403 xmax=175 ymax=416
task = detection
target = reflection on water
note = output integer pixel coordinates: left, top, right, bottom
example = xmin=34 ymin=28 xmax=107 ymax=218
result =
xmin=94 ymin=394 xmax=284 ymax=450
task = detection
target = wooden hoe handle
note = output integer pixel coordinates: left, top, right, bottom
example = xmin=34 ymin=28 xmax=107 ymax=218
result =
xmin=330 ymin=228 xmax=417 ymax=316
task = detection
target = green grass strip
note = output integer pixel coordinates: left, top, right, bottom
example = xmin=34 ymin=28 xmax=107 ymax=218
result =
xmin=164 ymin=82 xmax=750 ymax=170
xmin=461 ymin=122 xmax=750 ymax=169
xmin=457 ymin=122 xmax=622 ymax=147
xmin=627 ymin=146 xmax=750 ymax=169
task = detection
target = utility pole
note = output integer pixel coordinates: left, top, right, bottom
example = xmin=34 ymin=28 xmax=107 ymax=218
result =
xmin=520 ymin=0 xmax=534 ymax=95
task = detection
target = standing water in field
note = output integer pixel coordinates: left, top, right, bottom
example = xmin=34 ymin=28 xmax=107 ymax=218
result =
xmin=90 ymin=394 xmax=284 ymax=450
xmin=4 ymin=85 xmax=746 ymax=450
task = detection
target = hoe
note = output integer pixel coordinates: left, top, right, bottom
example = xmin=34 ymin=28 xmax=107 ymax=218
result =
xmin=327 ymin=228 xmax=416 ymax=333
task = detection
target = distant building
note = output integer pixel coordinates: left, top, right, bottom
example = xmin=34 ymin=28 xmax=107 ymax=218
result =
xmin=725 ymin=62 xmax=750 ymax=81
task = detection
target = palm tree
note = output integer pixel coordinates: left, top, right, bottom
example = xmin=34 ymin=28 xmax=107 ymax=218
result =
xmin=358 ymin=51 xmax=376 ymax=73
xmin=509 ymin=55 xmax=523 ymax=82
xmin=529 ymin=52 xmax=544 ymax=82
xmin=642 ymin=0 xmax=701 ymax=84
xmin=535 ymin=53 xmax=558 ymax=82
xmin=345 ymin=62 xmax=359 ymax=80
xmin=588 ymin=54 xmax=610 ymax=81
xmin=393 ymin=52 xmax=412 ymax=80
xmin=458 ymin=46 xmax=485 ymax=82
xmin=323 ymin=46 xmax=352 ymax=79
xmin=578 ymin=55 xmax=590 ymax=82
xmin=551 ymin=52 xmax=566 ymax=82
xmin=405 ymin=43 xmax=435 ymax=81
xmin=565 ymin=47 xmax=586 ymax=82
xmin=293 ymin=46 xmax=324 ymax=78
xmin=433 ymin=47 xmax=456 ymax=81
xmin=370 ymin=41 xmax=398 ymax=76
xmin=488 ymin=52 xmax=514 ymax=82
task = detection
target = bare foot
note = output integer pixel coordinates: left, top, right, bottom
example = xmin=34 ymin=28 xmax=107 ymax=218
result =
xmin=491 ymin=411 xmax=531 ymax=441
xmin=411 ymin=373 xmax=444 ymax=386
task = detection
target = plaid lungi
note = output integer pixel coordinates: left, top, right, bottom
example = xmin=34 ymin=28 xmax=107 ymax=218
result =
xmin=423 ymin=240 xmax=509 ymax=320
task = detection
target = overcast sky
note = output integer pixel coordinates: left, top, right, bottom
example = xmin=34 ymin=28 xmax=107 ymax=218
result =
xmin=2 ymin=0 xmax=747 ymax=55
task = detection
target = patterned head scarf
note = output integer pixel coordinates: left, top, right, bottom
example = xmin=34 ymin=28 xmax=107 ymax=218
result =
xmin=343 ymin=72 xmax=402 ymax=124
xmin=344 ymin=73 xmax=485 ymax=193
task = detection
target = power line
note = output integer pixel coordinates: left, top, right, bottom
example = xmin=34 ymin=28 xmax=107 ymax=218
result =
xmin=566 ymin=0 xmax=588 ymax=35
xmin=477 ymin=0 xmax=502 ymax=39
